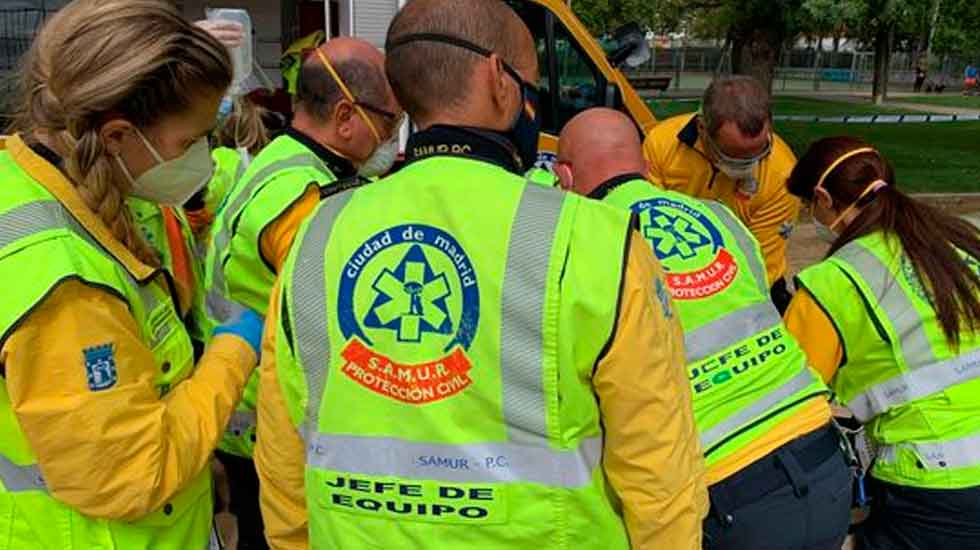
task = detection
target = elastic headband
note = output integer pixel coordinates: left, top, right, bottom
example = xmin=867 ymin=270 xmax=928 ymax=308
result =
xmin=814 ymin=147 xmax=877 ymax=192
xmin=314 ymin=48 xmax=382 ymax=144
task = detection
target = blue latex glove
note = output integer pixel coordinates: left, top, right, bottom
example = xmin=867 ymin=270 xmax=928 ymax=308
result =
xmin=213 ymin=309 xmax=264 ymax=359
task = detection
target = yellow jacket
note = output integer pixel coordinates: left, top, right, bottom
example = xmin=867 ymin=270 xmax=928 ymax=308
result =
xmin=784 ymin=288 xmax=844 ymax=384
xmin=643 ymin=114 xmax=800 ymax=285
xmin=1 ymin=135 xmax=257 ymax=519
xmin=255 ymin=232 xmax=710 ymax=550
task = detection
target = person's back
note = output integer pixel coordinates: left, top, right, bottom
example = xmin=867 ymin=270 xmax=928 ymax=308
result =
xmin=254 ymin=3 xmax=707 ymax=549
xmin=558 ymin=108 xmax=850 ymax=550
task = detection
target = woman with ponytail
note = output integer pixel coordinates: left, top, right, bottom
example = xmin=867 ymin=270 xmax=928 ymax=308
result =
xmin=0 ymin=1 xmax=263 ymax=548
xmin=785 ymin=136 xmax=980 ymax=549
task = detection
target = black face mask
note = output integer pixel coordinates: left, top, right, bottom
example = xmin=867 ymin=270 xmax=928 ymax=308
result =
xmin=387 ymin=33 xmax=542 ymax=171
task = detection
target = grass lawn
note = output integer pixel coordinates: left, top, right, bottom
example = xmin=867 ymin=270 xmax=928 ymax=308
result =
xmin=775 ymin=121 xmax=980 ymax=193
xmin=894 ymin=95 xmax=980 ymax=110
xmin=647 ymin=96 xmax=916 ymax=120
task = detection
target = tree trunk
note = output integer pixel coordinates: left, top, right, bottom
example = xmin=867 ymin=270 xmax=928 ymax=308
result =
xmin=872 ymin=22 xmax=894 ymax=104
xmin=925 ymin=0 xmax=942 ymax=63
xmin=731 ymin=26 xmax=782 ymax=92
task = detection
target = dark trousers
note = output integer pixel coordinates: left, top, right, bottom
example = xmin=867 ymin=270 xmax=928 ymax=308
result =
xmin=215 ymin=450 xmax=268 ymax=550
xmin=854 ymin=477 xmax=980 ymax=550
xmin=704 ymin=424 xmax=853 ymax=550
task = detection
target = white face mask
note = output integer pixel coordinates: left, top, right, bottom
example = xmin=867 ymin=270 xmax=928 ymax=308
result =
xmin=358 ymin=137 xmax=399 ymax=178
xmin=814 ymin=218 xmax=837 ymax=244
xmin=116 ymin=128 xmax=214 ymax=206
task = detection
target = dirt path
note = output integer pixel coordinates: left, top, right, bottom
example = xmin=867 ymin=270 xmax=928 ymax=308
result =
xmin=788 ymin=194 xmax=980 ymax=279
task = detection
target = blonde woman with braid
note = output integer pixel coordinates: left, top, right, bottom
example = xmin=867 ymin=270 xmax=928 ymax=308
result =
xmin=0 ymin=1 xmax=263 ymax=548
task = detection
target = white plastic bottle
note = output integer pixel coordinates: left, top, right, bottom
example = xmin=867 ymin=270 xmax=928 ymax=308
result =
xmin=206 ymin=8 xmax=253 ymax=96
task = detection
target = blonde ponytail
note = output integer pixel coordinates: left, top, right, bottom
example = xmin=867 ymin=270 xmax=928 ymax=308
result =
xmin=15 ymin=0 xmax=232 ymax=266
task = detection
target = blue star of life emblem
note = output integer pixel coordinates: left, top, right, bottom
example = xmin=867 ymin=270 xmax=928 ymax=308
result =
xmin=643 ymin=211 xmax=711 ymax=260
xmin=363 ymin=244 xmax=454 ymax=343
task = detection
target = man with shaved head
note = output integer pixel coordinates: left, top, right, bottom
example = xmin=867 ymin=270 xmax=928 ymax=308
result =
xmin=255 ymin=2 xmax=706 ymax=549
xmin=559 ymin=108 xmax=850 ymax=550
xmin=206 ymin=36 xmax=402 ymax=549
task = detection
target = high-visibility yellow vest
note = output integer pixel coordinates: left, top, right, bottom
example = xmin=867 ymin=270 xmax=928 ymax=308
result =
xmin=275 ymin=155 xmax=633 ymax=549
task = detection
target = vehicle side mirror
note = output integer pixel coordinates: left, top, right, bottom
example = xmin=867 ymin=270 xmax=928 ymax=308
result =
xmin=607 ymin=23 xmax=651 ymax=69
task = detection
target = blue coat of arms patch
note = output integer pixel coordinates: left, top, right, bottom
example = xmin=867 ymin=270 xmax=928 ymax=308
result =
xmin=84 ymin=344 xmax=117 ymax=391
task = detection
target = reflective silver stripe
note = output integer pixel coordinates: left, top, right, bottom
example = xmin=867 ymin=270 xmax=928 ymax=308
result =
xmin=878 ymin=432 xmax=980 ymax=470
xmin=499 ymin=184 xmax=565 ymax=442
xmin=291 ymin=192 xmax=354 ymax=434
xmin=207 ymin=153 xmax=324 ymax=323
xmin=700 ymin=365 xmax=818 ymax=451
xmin=306 ymin=432 xmax=601 ymax=487
xmin=684 ymin=301 xmax=782 ymax=363
xmin=836 ymin=242 xmax=936 ymax=365
xmin=225 ymin=409 xmax=258 ymax=436
xmin=0 ymin=455 xmax=46 ymax=493
xmin=0 ymin=201 xmax=68 ymax=252
xmin=0 ymin=200 xmax=159 ymax=315
xmin=847 ymin=349 xmax=980 ymax=422
xmin=704 ymin=201 xmax=768 ymax=295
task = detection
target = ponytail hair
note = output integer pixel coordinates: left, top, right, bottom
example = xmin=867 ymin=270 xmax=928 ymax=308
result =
xmin=788 ymin=136 xmax=980 ymax=349
xmin=217 ymin=97 xmax=271 ymax=155
xmin=15 ymin=0 xmax=232 ymax=265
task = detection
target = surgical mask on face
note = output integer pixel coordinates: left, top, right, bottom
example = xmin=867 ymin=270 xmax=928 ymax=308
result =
xmin=814 ymin=218 xmax=837 ymax=244
xmin=359 ymin=136 xmax=399 ymax=177
xmin=115 ymin=128 xmax=214 ymax=207
xmin=507 ymin=79 xmax=542 ymax=172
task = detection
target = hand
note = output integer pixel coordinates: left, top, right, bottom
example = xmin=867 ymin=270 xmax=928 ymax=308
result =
xmin=195 ymin=20 xmax=244 ymax=49
xmin=213 ymin=308 xmax=264 ymax=360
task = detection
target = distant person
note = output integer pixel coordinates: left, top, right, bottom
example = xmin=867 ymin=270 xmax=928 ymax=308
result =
xmin=785 ymin=136 xmax=980 ymax=550
xmin=914 ymin=64 xmax=927 ymax=93
xmin=965 ymin=63 xmax=978 ymax=93
xmin=559 ymin=108 xmax=849 ymax=550
xmin=254 ymin=1 xmax=708 ymax=548
xmin=644 ymin=76 xmax=800 ymax=313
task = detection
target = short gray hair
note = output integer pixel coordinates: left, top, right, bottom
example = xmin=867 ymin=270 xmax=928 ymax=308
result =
xmin=295 ymin=56 xmax=388 ymax=121
xmin=701 ymin=76 xmax=771 ymax=137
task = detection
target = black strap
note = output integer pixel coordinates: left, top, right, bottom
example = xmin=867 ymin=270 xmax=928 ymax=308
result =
xmin=319 ymin=175 xmax=370 ymax=200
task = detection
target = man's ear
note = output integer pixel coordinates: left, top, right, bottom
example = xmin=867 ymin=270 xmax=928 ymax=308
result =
xmin=333 ymin=100 xmax=355 ymax=140
xmin=487 ymin=53 xmax=514 ymax=116
xmin=99 ymin=119 xmax=134 ymax=156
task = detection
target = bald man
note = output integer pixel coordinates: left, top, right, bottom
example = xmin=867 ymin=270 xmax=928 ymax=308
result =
xmin=203 ymin=37 xmax=402 ymax=549
xmin=558 ymin=108 xmax=850 ymax=550
xmin=255 ymin=2 xmax=706 ymax=549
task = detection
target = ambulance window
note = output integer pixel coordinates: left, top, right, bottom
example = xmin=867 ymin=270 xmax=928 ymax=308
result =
xmin=552 ymin=22 xmax=603 ymax=130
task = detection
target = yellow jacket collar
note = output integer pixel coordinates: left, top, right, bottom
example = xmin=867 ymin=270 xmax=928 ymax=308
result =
xmin=7 ymin=133 xmax=157 ymax=282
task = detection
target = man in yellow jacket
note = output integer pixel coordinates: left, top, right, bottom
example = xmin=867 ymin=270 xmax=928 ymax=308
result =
xmin=644 ymin=76 xmax=799 ymax=312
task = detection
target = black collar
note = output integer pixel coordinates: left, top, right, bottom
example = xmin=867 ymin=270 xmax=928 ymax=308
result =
xmin=587 ymin=173 xmax=647 ymax=200
xmin=404 ymin=125 xmax=523 ymax=174
xmin=677 ymin=114 xmax=701 ymax=149
xmin=285 ymin=127 xmax=358 ymax=179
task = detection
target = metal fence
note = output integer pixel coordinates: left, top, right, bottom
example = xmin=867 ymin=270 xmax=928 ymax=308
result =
xmin=1 ymin=9 xmax=52 ymax=125
xmin=625 ymin=45 xmax=976 ymax=94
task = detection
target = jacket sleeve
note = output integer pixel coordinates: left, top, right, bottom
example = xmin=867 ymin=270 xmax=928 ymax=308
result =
xmin=643 ymin=129 xmax=669 ymax=185
xmin=594 ymin=232 xmax=709 ymax=550
xmin=260 ymin=185 xmax=321 ymax=273
xmin=255 ymin=282 xmax=309 ymax=550
xmin=783 ymin=288 xmax=843 ymax=384
xmin=2 ymin=280 xmax=256 ymax=521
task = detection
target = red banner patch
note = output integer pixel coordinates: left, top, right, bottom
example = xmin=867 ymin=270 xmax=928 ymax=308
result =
xmin=340 ymin=339 xmax=473 ymax=404
xmin=667 ymin=248 xmax=739 ymax=300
